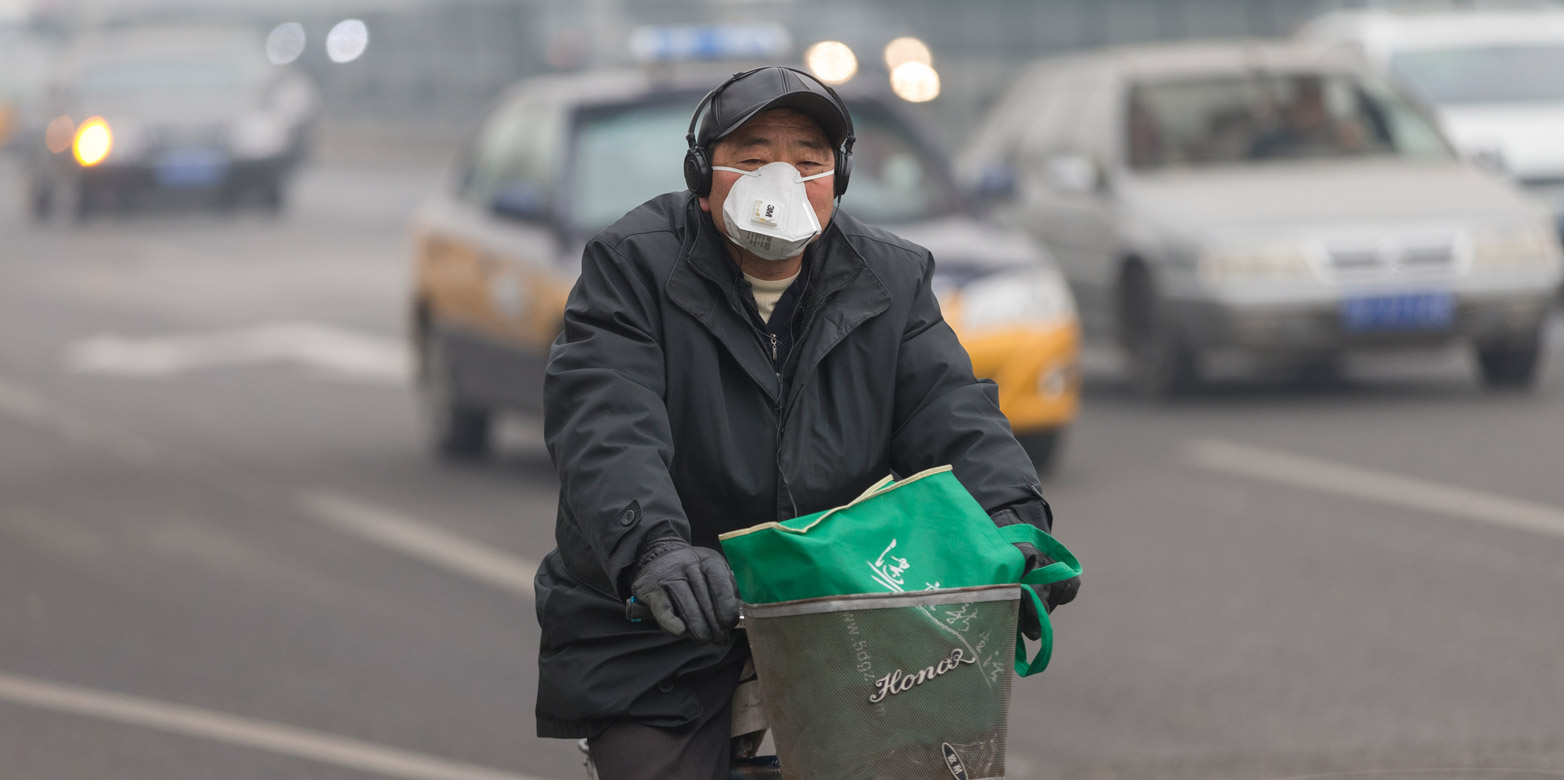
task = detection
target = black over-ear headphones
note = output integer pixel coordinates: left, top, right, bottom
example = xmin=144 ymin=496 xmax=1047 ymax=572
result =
xmin=683 ymin=66 xmax=856 ymax=198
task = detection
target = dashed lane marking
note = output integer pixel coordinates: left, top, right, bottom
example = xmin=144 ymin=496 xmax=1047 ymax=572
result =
xmin=65 ymin=321 xmax=410 ymax=384
xmin=0 ymin=374 xmax=163 ymax=466
xmin=297 ymin=489 xmax=538 ymax=601
xmin=0 ymin=372 xmax=537 ymax=600
xmin=1184 ymin=438 xmax=1564 ymax=541
xmin=0 ymin=671 xmax=552 ymax=780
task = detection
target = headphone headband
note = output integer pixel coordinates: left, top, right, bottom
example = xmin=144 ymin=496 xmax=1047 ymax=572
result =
xmin=685 ymin=67 xmax=765 ymax=151
xmin=683 ymin=66 xmax=856 ymax=197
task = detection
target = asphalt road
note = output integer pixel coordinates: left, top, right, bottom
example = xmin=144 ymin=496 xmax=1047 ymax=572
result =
xmin=3 ymin=149 xmax=1563 ymax=780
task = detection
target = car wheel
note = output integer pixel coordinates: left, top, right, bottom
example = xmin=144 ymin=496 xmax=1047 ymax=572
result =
xmin=260 ymin=180 xmax=286 ymax=216
xmin=29 ymin=179 xmax=53 ymax=222
xmin=1476 ymin=327 xmax=1543 ymax=390
xmin=1017 ymin=429 xmax=1065 ymax=476
xmin=66 ymin=180 xmax=93 ymax=223
xmin=418 ymin=327 xmax=492 ymax=459
xmin=1121 ymin=267 xmax=1198 ymax=399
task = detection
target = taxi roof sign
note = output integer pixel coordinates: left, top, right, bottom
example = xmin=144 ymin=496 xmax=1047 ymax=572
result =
xmin=628 ymin=23 xmax=793 ymax=64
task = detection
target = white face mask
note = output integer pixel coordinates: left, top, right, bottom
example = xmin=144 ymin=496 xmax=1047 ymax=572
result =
xmin=712 ymin=161 xmax=833 ymax=262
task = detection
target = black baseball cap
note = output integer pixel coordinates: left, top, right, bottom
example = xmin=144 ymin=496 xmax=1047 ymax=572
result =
xmin=693 ymin=66 xmax=852 ymax=149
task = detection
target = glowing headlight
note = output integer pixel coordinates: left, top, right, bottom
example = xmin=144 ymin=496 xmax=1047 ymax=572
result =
xmin=230 ymin=115 xmax=289 ymax=159
xmin=73 ymin=117 xmax=112 ymax=167
xmin=957 ymin=267 xmax=1077 ymax=332
xmin=1471 ymin=222 xmax=1562 ymax=270
xmin=1198 ymin=242 xmax=1313 ymax=284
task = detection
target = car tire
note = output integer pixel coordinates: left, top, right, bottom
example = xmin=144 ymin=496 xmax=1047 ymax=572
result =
xmin=66 ymin=180 xmax=93 ymax=223
xmin=29 ymin=179 xmax=53 ymax=222
xmin=260 ymin=180 xmax=286 ymax=216
xmin=1121 ymin=266 xmax=1198 ymax=400
xmin=418 ymin=326 xmax=492 ymax=459
xmin=1476 ymin=327 xmax=1543 ymax=390
xmin=1017 ymin=429 xmax=1065 ymax=476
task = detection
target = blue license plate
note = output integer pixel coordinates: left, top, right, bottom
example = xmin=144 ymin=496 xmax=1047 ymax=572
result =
xmin=1340 ymin=292 xmax=1454 ymax=332
xmin=155 ymin=148 xmax=229 ymax=190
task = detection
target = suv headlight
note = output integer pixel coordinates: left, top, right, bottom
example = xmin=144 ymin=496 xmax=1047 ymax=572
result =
xmin=1198 ymin=242 xmax=1314 ymax=285
xmin=1471 ymin=222 xmax=1562 ymax=270
xmin=956 ymin=267 xmax=1077 ymax=331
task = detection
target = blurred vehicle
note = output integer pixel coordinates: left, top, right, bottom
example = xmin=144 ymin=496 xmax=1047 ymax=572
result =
xmin=408 ymin=67 xmax=1080 ymax=472
xmin=0 ymin=27 xmax=53 ymax=152
xmin=961 ymin=40 xmax=1562 ymax=397
xmin=1299 ymin=3 xmax=1564 ymax=239
xmin=26 ymin=25 xmax=318 ymax=221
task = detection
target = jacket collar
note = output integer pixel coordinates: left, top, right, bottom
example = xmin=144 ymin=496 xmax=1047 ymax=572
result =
xmin=665 ymin=195 xmax=892 ymax=406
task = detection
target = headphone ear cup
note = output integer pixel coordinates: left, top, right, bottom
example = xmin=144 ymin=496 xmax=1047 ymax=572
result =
xmin=835 ymin=147 xmax=853 ymax=197
xmin=684 ymin=147 xmax=712 ymax=197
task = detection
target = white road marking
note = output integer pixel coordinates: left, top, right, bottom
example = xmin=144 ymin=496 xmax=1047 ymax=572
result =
xmin=0 ymin=374 xmax=163 ymax=466
xmin=297 ymin=489 xmax=538 ymax=600
xmin=0 ymin=373 xmax=538 ymax=601
xmin=66 ymin=321 xmax=410 ymax=384
xmin=0 ymin=672 xmax=551 ymax=780
xmin=1184 ymin=438 xmax=1564 ymax=541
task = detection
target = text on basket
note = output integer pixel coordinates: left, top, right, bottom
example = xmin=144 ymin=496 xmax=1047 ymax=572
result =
xmin=868 ymin=648 xmax=978 ymax=703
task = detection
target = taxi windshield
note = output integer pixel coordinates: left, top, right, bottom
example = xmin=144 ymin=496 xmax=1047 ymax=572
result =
xmin=567 ymin=97 xmax=960 ymax=235
xmin=568 ymin=100 xmax=692 ymax=235
xmin=839 ymin=103 xmax=962 ymax=225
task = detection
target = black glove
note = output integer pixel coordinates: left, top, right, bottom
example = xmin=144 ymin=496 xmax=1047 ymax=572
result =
xmin=629 ymin=539 xmax=741 ymax=645
xmin=990 ymin=502 xmax=1079 ymax=641
xmin=1015 ymin=542 xmax=1080 ymax=629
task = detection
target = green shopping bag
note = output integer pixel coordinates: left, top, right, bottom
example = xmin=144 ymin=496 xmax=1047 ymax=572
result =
xmin=718 ymin=465 xmax=1080 ymax=676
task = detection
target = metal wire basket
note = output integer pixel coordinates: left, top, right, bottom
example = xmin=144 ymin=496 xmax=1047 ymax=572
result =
xmin=743 ymin=585 xmax=1020 ymax=780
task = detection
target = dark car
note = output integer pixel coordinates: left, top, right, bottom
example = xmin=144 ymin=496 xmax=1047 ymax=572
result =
xmin=27 ymin=25 xmax=318 ymax=221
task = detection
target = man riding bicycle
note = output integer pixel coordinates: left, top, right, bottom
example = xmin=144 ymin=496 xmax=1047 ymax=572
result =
xmin=535 ymin=66 xmax=1079 ymax=779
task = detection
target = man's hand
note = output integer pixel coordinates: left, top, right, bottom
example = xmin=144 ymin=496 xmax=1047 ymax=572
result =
xmin=1015 ymin=542 xmax=1080 ymax=639
xmin=629 ymin=539 xmax=741 ymax=644
xmin=990 ymin=502 xmax=1079 ymax=640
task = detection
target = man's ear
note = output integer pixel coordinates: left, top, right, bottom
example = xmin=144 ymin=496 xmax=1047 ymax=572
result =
xmin=698 ymin=196 xmax=711 ymax=213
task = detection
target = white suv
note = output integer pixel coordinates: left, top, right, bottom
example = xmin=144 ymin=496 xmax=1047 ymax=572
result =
xmin=1299 ymin=5 xmax=1564 ymax=239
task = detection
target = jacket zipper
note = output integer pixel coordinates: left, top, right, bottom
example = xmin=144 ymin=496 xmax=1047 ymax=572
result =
xmin=776 ymin=261 xmax=866 ymax=430
xmin=707 ymin=243 xmax=865 ymax=517
xmin=728 ymin=300 xmax=785 ymax=390
xmin=727 ymin=302 xmax=797 ymax=516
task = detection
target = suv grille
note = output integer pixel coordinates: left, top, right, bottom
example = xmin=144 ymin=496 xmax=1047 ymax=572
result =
xmin=1323 ymin=235 xmax=1457 ymax=279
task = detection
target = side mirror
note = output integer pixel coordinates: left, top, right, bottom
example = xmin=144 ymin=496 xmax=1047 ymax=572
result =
xmin=1045 ymin=154 xmax=1101 ymax=195
xmin=490 ymin=181 xmax=550 ymax=223
xmin=971 ymin=164 xmax=1017 ymax=203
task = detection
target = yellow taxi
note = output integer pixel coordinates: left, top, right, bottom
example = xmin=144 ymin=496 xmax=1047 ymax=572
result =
xmin=408 ymin=67 xmax=1080 ymax=471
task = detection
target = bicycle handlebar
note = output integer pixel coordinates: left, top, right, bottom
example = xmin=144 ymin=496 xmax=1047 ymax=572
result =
xmin=625 ymin=597 xmax=654 ymax=623
xmin=625 ymin=597 xmax=746 ymax=628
